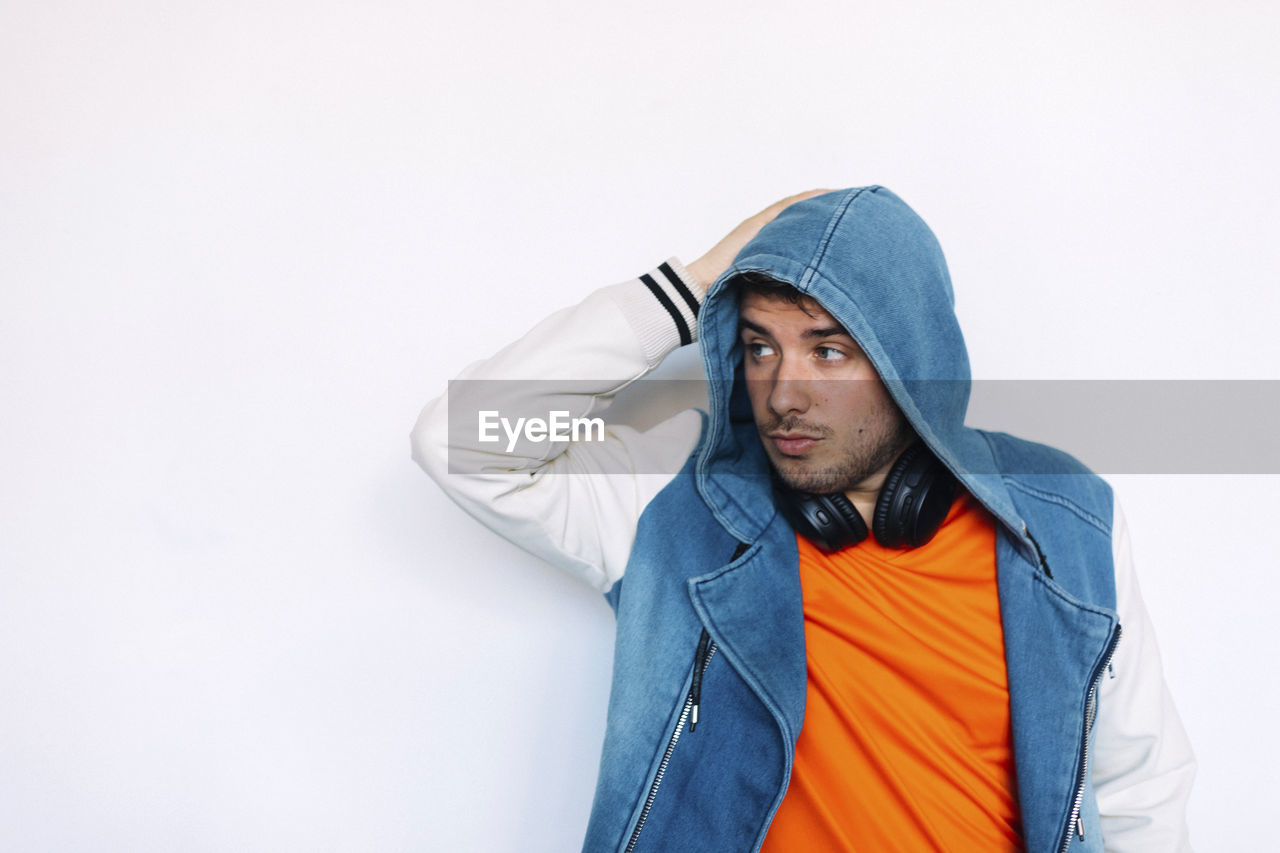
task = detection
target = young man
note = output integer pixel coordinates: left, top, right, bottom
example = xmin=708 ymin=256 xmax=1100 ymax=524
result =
xmin=412 ymin=187 xmax=1195 ymax=851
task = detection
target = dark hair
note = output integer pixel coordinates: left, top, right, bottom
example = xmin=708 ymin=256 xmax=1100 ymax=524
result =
xmin=732 ymin=271 xmax=820 ymax=316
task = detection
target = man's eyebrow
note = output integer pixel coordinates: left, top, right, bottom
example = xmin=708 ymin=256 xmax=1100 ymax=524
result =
xmin=802 ymin=325 xmax=852 ymax=340
xmin=737 ymin=317 xmax=853 ymax=339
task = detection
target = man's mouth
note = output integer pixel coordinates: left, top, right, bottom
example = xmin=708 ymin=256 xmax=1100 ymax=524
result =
xmin=768 ymin=433 xmax=821 ymax=457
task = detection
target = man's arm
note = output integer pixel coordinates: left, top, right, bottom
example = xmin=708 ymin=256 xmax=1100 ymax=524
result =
xmin=1093 ymin=501 xmax=1197 ymax=851
xmin=410 ymin=259 xmax=707 ymax=592
xmin=411 ymin=188 xmax=834 ymax=592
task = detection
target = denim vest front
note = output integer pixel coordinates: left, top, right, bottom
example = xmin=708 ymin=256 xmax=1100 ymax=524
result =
xmin=582 ymin=422 xmax=1119 ymax=853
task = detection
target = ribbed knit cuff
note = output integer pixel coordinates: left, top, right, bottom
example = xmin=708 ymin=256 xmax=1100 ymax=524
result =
xmin=603 ymin=257 xmax=708 ymax=367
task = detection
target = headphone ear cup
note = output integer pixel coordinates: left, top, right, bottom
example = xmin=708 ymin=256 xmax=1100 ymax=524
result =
xmin=872 ymin=442 xmax=957 ymax=548
xmin=778 ymin=488 xmax=869 ymax=553
xmin=872 ymin=445 xmax=916 ymax=547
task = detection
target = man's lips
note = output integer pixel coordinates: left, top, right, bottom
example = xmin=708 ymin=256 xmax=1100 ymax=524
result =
xmin=769 ymin=433 xmax=821 ymax=456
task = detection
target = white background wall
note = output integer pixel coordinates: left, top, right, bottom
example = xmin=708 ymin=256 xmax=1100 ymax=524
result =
xmin=3 ymin=1 xmax=1277 ymax=850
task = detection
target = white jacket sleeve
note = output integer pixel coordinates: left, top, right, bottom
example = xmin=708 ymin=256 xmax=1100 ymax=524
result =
xmin=1093 ymin=500 xmax=1197 ymax=852
xmin=410 ymin=258 xmax=707 ymax=593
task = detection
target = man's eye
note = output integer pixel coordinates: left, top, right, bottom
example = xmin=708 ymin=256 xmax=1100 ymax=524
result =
xmin=746 ymin=342 xmax=775 ymax=358
xmin=815 ymin=346 xmax=846 ymax=360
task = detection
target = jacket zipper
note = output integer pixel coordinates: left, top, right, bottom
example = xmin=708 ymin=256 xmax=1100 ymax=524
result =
xmin=1057 ymin=624 xmax=1122 ymax=853
xmin=623 ymin=633 xmax=718 ymax=853
xmin=624 ymin=542 xmax=745 ymax=852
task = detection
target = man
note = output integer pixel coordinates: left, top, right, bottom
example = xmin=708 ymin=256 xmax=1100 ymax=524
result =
xmin=412 ymin=187 xmax=1195 ymax=851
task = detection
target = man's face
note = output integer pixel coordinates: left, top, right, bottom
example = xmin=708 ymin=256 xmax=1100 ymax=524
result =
xmin=738 ymin=291 xmax=914 ymax=496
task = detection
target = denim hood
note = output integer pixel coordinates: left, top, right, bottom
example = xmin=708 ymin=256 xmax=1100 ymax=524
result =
xmin=695 ymin=186 xmax=1034 ymax=557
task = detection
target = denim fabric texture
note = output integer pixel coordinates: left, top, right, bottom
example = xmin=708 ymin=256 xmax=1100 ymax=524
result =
xmin=583 ymin=188 xmax=1118 ymax=852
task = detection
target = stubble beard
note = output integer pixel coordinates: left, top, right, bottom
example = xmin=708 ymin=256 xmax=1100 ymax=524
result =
xmin=763 ymin=411 xmax=915 ymax=496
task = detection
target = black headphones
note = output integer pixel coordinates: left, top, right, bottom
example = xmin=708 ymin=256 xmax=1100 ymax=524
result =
xmin=774 ymin=441 xmax=958 ymax=552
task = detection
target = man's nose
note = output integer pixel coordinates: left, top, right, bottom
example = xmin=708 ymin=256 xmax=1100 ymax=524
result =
xmin=768 ymin=357 xmax=811 ymax=416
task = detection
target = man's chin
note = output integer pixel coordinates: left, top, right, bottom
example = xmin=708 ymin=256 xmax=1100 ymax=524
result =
xmin=771 ymin=457 xmax=844 ymax=496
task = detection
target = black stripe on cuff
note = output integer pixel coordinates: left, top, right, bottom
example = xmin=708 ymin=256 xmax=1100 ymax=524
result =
xmin=641 ymin=272 xmax=692 ymax=346
xmin=658 ymin=261 xmax=700 ymax=319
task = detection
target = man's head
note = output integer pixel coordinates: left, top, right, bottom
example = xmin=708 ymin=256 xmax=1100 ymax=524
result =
xmin=735 ymin=273 xmax=915 ymax=498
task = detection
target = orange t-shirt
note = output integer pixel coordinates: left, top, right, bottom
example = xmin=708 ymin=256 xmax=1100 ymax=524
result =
xmin=760 ymin=493 xmax=1023 ymax=851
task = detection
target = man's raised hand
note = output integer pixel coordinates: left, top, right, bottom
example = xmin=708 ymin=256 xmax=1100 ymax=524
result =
xmin=685 ymin=189 xmax=834 ymax=287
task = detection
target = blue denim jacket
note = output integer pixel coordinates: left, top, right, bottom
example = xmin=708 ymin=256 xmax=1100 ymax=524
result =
xmin=584 ymin=188 xmax=1121 ymax=852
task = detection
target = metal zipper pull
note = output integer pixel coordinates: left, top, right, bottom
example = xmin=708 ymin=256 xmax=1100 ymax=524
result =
xmin=690 ymin=628 xmax=711 ymax=731
xmin=690 ymin=542 xmax=743 ymax=732
xmin=1022 ymin=522 xmax=1054 ymax=579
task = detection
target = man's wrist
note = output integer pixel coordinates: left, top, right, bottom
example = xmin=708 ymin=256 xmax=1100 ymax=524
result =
xmin=603 ymin=258 xmax=705 ymax=365
xmin=685 ymin=256 xmax=712 ymax=290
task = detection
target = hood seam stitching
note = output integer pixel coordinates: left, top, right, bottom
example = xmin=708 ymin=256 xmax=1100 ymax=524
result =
xmin=797 ymin=186 xmax=875 ymax=291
